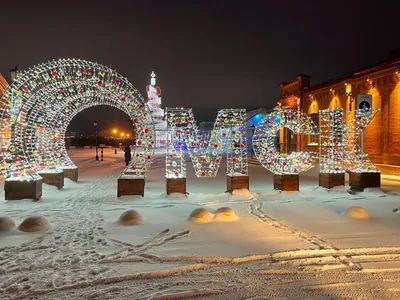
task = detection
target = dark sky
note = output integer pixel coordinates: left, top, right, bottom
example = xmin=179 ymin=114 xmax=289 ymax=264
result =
xmin=0 ymin=0 xmax=398 ymax=134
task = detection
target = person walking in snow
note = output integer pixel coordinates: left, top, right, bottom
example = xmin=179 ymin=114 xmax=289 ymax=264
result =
xmin=124 ymin=145 xmax=131 ymax=166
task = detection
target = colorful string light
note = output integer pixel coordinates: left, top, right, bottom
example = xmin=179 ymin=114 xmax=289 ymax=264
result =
xmin=0 ymin=58 xmax=155 ymax=181
xmin=319 ymin=108 xmax=345 ymax=173
xmin=252 ymin=109 xmax=318 ymax=174
xmin=165 ymin=108 xmax=248 ymax=178
xmin=343 ymin=108 xmax=380 ymax=173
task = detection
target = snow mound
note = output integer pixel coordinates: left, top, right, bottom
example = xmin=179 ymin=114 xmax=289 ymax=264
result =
xmin=232 ymin=189 xmax=256 ymax=199
xmin=0 ymin=216 xmax=15 ymax=231
xmin=166 ymin=193 xmax=187 ymax=199
xmin=188 ymin=208 xmax=214 ymax=224
xmin=328 ymin=185 xmax=347 ymax=193
xmin=213 ymin=207 xmax=239 ymax=222
xmin=18 ymin=216 xmax=50 ymax=232
xmin=362 ymin=188 xmax=386 ymax=197
xmin=119 ymin=210 xmax=143 ymax=225
xmin=345 ymin=206 xmax=371 ymax=220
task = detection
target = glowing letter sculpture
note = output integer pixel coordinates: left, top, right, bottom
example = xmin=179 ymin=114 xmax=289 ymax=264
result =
xmin=165 ymin=108 xmax=248 ymax=194
xmin=252 ymin=109 xmax=318 ymax=191
xmin=343 ymin=108 xmax=381 ymax=189
xmin=0 ymin=58 xmax=155 ymax=200
xmin=318 ymin=108 xmax=346 ymax=188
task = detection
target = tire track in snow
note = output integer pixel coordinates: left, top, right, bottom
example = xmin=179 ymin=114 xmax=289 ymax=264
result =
xmin=249 ymin=200 xmax=363 ymax=271
xmin=12 ymin=246 xmax=400 ymax=300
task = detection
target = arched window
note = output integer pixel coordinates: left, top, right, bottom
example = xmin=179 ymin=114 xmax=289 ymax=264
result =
xmin=329 ymin=97 xmax=342 ymax=109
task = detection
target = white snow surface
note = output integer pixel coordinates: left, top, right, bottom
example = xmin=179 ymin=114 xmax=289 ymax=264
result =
xmin=1 ymin=148 xmax=400 ymax=299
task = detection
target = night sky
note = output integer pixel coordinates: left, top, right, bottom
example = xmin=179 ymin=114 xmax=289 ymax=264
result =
xmin=0 ymin=0 xmax=398 ymax=135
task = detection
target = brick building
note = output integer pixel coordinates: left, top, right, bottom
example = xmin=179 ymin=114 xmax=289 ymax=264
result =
xmin=0 ymin=73 xmax=8 ymax=98
xmin=278 ymin=51 xmax=400 ymax=175
xmin=0 ymin=74 xmax=10 ymax=142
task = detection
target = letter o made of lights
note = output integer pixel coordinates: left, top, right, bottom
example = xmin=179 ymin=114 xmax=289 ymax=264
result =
xmin=0 ymin=58 xmax=155 ymax=181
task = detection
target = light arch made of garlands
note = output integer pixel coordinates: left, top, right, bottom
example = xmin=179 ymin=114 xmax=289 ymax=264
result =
xmin=0 ymin=58 xmax=155 ymax=181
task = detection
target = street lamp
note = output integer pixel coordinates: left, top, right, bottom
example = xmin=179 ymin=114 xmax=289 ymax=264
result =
xmin=113 ymin=129 xmax=118 ymax=154
xmin=120 ymin=133 xmax=125 ymax=151
xmin=126 ymin=134 xmax=130 ymax=148
xmin=93 ymin=120 xmax=99 ymax=160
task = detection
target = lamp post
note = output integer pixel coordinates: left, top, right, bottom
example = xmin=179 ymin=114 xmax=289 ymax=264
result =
xmin=121 ymin=133 xmax=125 ymax=151
xmin=127 ymin=134 xmax=132 ymax=147
xmin=93 ymin=120 xmax=99 ymax=160
xmin=113 ymin=129 xmax=118 ymax=154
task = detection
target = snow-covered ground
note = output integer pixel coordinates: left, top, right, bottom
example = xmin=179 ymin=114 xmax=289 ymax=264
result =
xmin=1 ymin=148 xmax=400 ymax=299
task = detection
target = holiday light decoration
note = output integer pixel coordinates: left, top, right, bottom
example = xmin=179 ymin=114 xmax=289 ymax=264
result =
xmin=165 ymin=108 xmax=248 ymax=178
xmin=319 ymin=108 xmax=345 ymax=173
xmin=145 ymin=71 xmax=167 ymax=148
xmin=343 ymin=108 xmax=380 ymax=173
xmin=0 ymin=58 xmax=155 ymax=181
xmin=146 ymin=71 xmax=164 ymax=121
xmin=252 ymin=109 xmax=318 ymax=174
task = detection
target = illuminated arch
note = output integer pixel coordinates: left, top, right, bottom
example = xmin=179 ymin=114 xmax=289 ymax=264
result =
xmin=0 ymin=58 xmax=155 ymax=181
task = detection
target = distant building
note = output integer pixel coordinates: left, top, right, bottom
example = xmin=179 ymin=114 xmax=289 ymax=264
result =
xmin=9 ymin=66 xmax=20 ymax=83
xmin=67 ymin=132 xmax=77 ymax=138
xmin=0 ymin=74 xmax=10 ymax=140
xmin=277 ymin=50 xmax=400 ymax=174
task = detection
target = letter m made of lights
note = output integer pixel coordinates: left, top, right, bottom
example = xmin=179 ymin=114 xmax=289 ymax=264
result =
xmin=165 ymin=108 xmax=248 ymax=178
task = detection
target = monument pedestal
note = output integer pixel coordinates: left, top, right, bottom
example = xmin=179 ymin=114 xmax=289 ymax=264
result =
xmin=319 ymin=172 xmax=345 ymax=189
xmin=350 ymin=172 xmax=381 ymax=190
xmin=166 ymin=178 xmax=186 ymax=195
xmin=5 ymin=178 xmax=43 ymax=200
xmin=226 ymin=175 xmax=249 ymax=193
xmin=39 ymin=171 xmax=64 ymax=190
xmin=274 ymin=174 xmax=299 ymax=191
xmin=117 ymin=175 xmax=145 ymax=197
xmin=63 ymin=167 xmax=78 ymax=182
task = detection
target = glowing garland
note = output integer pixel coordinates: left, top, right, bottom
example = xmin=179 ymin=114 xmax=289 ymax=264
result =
xmin=0 ymin=58 xmax=155 ymax=181
xmin=252 ymin=109 xmax=318 ymax=174
xmin=319 ymin=109 xmax=345 ymax=173
xmin=165 ymin=108 xmax=248 ymax=178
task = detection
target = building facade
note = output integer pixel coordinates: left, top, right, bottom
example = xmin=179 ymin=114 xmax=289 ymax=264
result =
xmin=0 ymin=74 xmax=8 ymax=99
xmin=277 ymin=53 xmax=400 ymax=174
